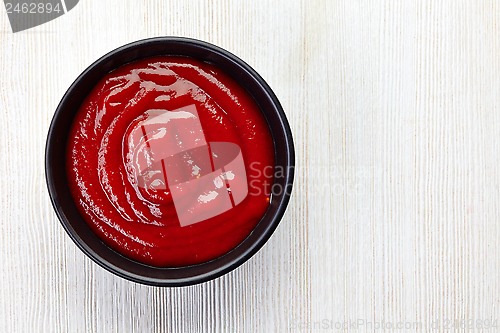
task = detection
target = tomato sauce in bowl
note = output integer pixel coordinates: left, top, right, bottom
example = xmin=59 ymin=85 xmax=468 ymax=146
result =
xmin=46 ymin=37 xmax=294 ymax=286
xmin=67 ymin=57 xmax=274 ymax=267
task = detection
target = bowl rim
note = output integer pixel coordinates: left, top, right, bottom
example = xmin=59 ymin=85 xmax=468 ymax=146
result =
xmin=45 ymin=36 xmax=295 ymax=286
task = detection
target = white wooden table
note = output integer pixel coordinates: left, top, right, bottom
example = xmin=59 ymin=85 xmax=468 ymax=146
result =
xmin=1 ymin=0 xmax=500 ymax=332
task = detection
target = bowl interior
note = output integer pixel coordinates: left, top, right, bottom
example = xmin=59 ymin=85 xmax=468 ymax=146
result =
xmin=46 ymin=37 xmax=294 ymax=286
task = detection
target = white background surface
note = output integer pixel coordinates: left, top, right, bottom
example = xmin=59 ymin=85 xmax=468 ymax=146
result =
xmin=1 ymin=0 xmax=500 ymax=332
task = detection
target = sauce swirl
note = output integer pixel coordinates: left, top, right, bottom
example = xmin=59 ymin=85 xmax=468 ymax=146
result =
xmin=67 ymin=57 xmax=274 ymax=266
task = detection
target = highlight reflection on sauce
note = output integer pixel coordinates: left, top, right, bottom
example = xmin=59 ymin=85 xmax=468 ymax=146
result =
xmin=67 ymin=57 xmax=274 ymax=266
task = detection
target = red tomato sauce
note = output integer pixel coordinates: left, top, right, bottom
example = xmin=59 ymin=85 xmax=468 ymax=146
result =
xmin=66 ymin=57 xmax=274 ymax=267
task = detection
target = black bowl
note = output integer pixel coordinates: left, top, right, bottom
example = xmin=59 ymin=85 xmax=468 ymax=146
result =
xmin=45 ymin=37 xmax=294 ymax=286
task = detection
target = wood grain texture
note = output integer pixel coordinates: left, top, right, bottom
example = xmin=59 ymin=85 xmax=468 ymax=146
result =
xmin=1 ymin=0 xmax=499 ymax=332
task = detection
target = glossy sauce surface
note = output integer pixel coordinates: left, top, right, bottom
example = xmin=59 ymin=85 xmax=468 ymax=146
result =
xmin=67 ymin=57 xmax=274 ymax=267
